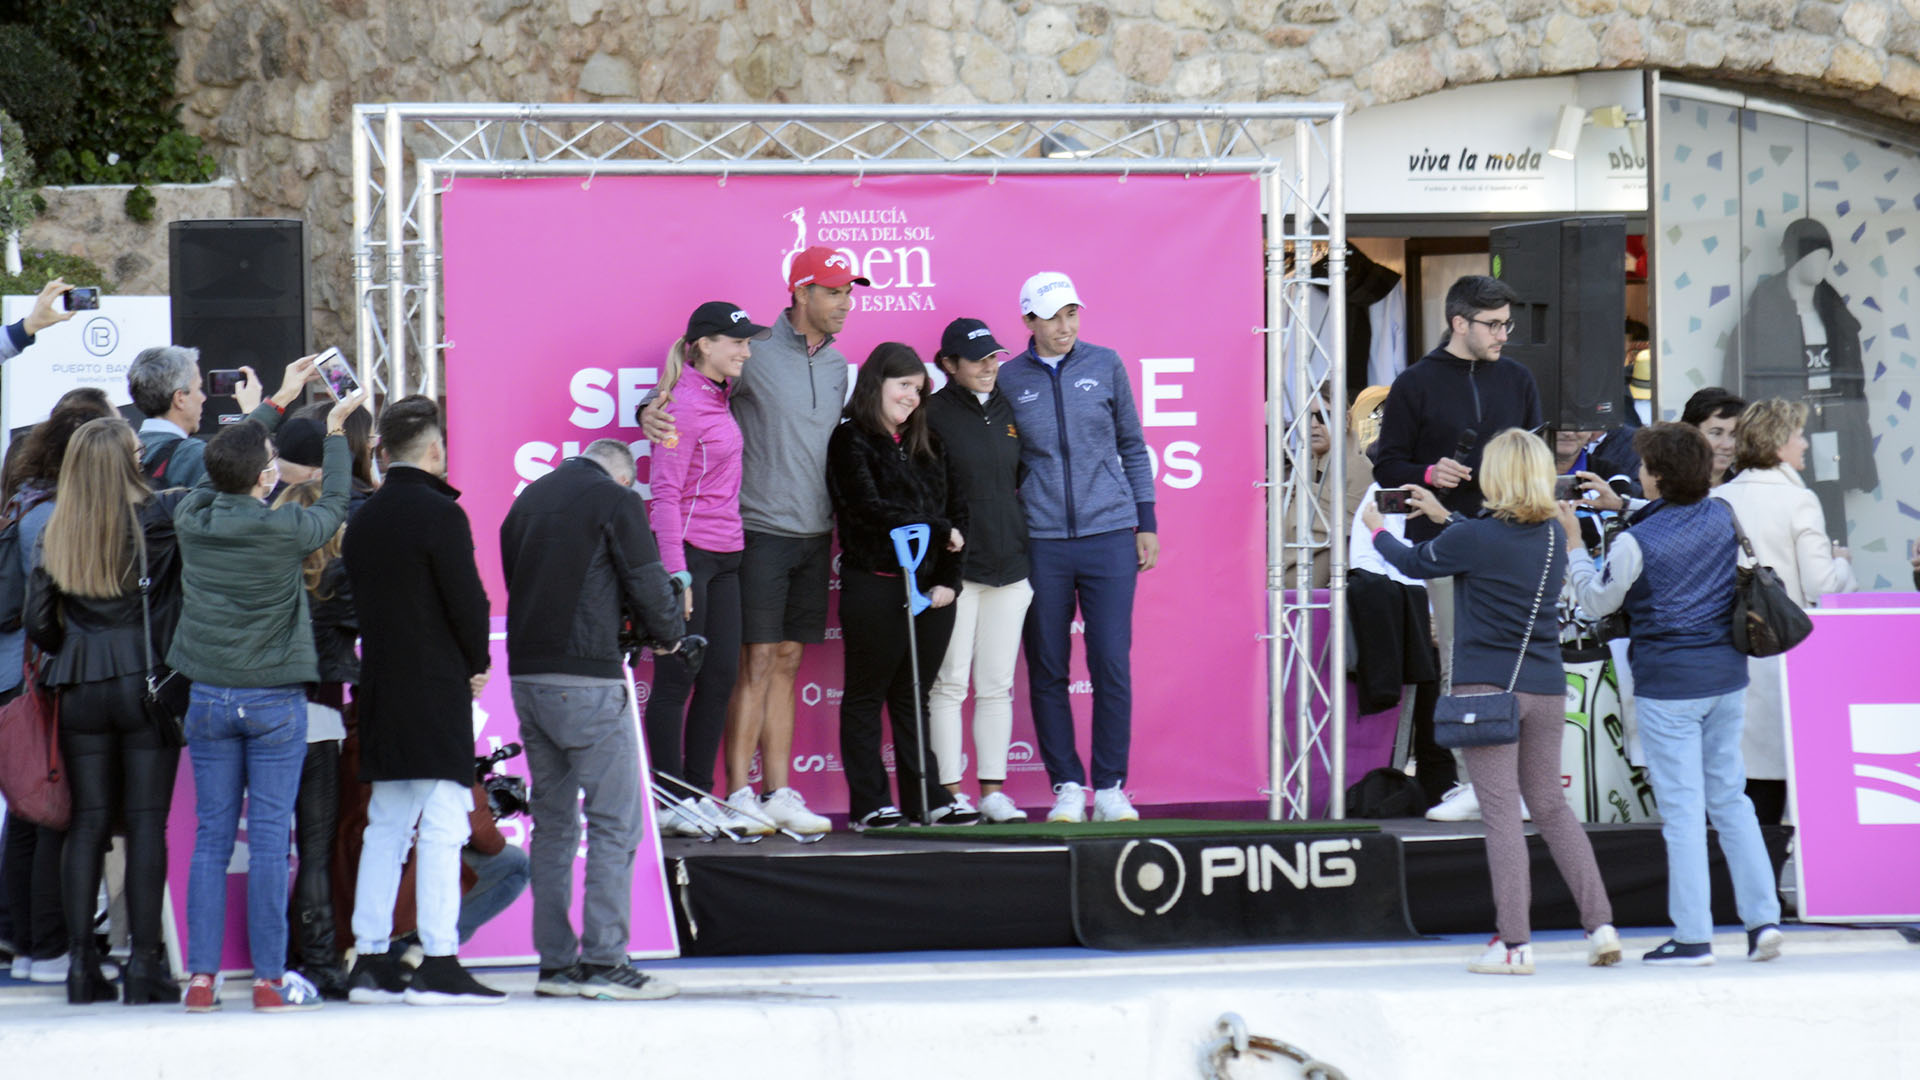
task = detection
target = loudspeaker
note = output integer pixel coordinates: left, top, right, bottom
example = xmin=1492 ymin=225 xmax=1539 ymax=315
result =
xmin=169 ymin=219 xmax=308 ymax=428
xmin=1488 ymin=216 xmax=1627 ymax=430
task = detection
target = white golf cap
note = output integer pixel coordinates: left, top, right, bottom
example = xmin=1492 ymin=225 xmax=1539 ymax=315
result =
xmin=1019 ymin=271 xmax=1085 ymax=319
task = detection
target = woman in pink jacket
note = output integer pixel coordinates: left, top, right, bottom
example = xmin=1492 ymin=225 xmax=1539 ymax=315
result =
xmin=643 ymin=302 xmax=767 ymax=834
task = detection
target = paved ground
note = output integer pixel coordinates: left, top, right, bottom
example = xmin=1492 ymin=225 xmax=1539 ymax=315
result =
xmin=2 ymin=924 xmax=1913 ymax=1078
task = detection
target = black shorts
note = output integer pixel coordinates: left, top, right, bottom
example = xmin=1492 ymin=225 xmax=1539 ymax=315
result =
xmin=739 ymin=530 xmax=832 ymax=644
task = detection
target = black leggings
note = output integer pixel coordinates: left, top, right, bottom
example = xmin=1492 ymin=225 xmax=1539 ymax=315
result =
xmin=58 ymin=674 xmax=179 ymax=956
xmin=838 ymin=567 xmax=957 ymax=821
xmin=290 ymin=739 xmax=340 ymax=969
xmin=643 ymin=545 xmax=742 ymax=796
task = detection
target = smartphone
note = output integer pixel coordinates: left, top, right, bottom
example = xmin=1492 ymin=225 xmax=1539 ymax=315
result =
xmin=314 ymin=347 xmax=360 ymax=401
xmin=1374 ymin=488 xmax=1411 ymax=514
xmin=1554 ymin=475 xmax=1580 ymax=501
xmin=207 ymin=369 xmax=244 ymax=396
xmin=62 ymin=287 xmax=101 ymax=311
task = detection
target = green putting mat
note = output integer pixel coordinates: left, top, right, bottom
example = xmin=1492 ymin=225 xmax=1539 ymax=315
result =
xmin=873 ymin=819 xmax=1382 ymax=843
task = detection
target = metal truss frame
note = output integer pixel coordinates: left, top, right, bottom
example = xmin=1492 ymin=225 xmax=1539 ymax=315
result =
xmin=348 ymin=102 xmax=1347 ymax=818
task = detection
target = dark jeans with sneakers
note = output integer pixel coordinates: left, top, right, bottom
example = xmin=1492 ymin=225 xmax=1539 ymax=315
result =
xmin=1023 ymin=530 xmax=1138 ymax=791
xmin=838 ymin=568 xmax=958 ymax=823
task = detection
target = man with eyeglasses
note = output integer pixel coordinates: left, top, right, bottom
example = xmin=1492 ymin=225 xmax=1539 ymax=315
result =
xmin=1372 ymin=274 xmax=1544 ymax=823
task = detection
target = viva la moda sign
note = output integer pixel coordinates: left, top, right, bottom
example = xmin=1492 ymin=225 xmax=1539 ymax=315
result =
xmin=1068 ymin=832 xmax=1413 ymax=949
xmin=1343 ymin=71 xmax=1648 ymax=214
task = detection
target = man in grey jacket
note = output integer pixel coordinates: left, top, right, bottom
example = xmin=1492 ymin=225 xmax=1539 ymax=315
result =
xmin=640 ymin=246 xmax=862 ymax=835
xmin=997 ymin=272 xmax=1160 ymax=825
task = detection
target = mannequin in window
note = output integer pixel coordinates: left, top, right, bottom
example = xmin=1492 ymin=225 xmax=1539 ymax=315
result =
xmin=1723 ymin=217 xmax=1877 ymax=542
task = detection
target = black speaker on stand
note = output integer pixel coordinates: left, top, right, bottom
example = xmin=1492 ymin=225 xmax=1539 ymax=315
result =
xmin=169 ymin=219 xmax=309 ymax=432
xmin=1489 ymin=216 xmax=1627 ymax=431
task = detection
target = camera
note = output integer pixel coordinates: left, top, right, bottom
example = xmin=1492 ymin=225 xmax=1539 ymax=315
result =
xmin=1554 ymin=475 xmax=1580 ymax=501
xmin=1373 ymin=488 xmax=1411 ymax=514
xmin=475 ymin=741 xmax=529 ymax=819
xmin=62 ymin=287 xmax=101 ymax=311
xmin=207 ymin=369 xmax=244 ymax=396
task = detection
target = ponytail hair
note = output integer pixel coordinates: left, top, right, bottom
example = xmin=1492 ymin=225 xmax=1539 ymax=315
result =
xmin=658 ymin=337 xmax=691 ymax=401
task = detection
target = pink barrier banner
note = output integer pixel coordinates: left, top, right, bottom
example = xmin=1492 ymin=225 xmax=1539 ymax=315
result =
xmin=440 ymin=174 xmax=1268 ymax=814
xmin=165 ymin=623 xmax=678 ymax=969
xmin=1782 ymin=608 xmax=1920 ymax=921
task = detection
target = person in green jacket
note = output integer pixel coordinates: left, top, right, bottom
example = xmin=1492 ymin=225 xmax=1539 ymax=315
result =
xmin=168 ymin=355 xmax=368 ymax=1015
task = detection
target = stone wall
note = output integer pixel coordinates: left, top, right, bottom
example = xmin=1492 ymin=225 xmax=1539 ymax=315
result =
xmin=24 ymin=181 xmax=239 ymax=295
xmin=143 ymin=0 xmax=1920 ymax=353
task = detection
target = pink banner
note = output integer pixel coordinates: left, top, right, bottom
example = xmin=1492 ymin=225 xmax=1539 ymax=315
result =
xmin=1782 ymin=608 xmax=1920 ymax=921
xmin=439 ymin=174 xmax=1268 ymax=815
xmin=165 ymin=624 xmax=677 ymax=969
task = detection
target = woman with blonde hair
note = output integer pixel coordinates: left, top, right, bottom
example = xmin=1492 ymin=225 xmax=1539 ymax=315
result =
xmin=23 ymin=417 xmax=192 ymax=1004
xmin=1713 ymin=398 xmax=1855 ymax=824
xmin=1362 ymin=427 xmax=1618 ymax=975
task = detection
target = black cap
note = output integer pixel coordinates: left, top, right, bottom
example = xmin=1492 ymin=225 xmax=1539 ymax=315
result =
xmin=686 ymin=301 xmax=772 ymax=342
xmin=275 ymin=416 xmax=326 ymax=468
xmin=939 ymin=318 xmax=1008 ymax=363
xmin=1781 ymin=218 xmax=1833 ymax=263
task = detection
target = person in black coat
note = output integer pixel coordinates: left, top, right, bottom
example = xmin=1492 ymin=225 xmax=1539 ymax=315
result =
xmin=826 ymin=343 xmax=976 ymax=830
xmin=339 ymin=396 xmax=501 ymax=1004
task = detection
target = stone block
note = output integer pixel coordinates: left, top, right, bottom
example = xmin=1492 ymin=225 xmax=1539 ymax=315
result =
xmin=1885 ymin=55 xmax=1920 ymax=95
xmin=1445 ymin=46 xmax=1500 ymax=83
xmin=1260 ymin=54 xmax=1324 ymax=95
xmin=1540 ymin=12 xmax=1601 ymax=68
xmin=1175 ymin=30 xmax=1209 ymax=57
xmin=1060 ymin=38 xmax=1102 ymax=74
xmin=1722 ymin=25 xmax=1773 ymax=67
xmin=957 ymin=32 xmax=1017 ymax=100
xmin=1077 ymin=3 xmax=1115 ymax=33
xmin=1598 ymin=16 xmax=1646 ymax=65
xmin=1153 ymin=0 xmax=1230 ymax=30
xmin=1772 ymin=32 xmax=1832 ymax=75
xmin=195 ymin=8 xmax=257 ymax=87
xmin=1370 ymin=45 xmax=1443 ymax=101
xmin=1307 ymin=23 xmax=1386 ymax=77
xmin=1385 ymin=0 xmax=1442 ymax=44
xmin=1265 ymin=25 xmax=1315 ymax=46
xmin=1796 ymin=4 xmax=1841 ymax=33
xmin=1024 ymin=4 xmax=1078 ymax=53
xmin=1114 ymin=21 xmax=1175 ymax=83
xmin=1568 ymin=0 xmax=1619 ymax=12
xmin=1072 ymin=61 xmax=1129 ymax=100
xmin=1656 ymin=0 xmax=1731 ymax=25
xmin=568 ymin=0 xmax=605 ymax=26
xmin=1233 ymin=0 xmax=1282 ymax=30
xmin=1448 ymin=1 xmax=1509 ymax=47
xmin=1280 ymin=0 xmax=1344 ymax=23
xmin=578 ymin=51 xmax=638 ymax=95
xmin=1173 ymin=55 xmax=1225 ymax=95
xmin=1732 ymin=0 xmax=1793 ymax=28
xmin=1829 ymin=40 xmax=1885 ymax=85
xmin=1842 ymin=2 xmax=1892 ymax=45
xmin=1684 ymin=29 xmax=1727 ymax=65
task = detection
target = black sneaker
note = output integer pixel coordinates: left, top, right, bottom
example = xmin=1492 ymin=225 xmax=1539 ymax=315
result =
xmin=1746 ymin=924 xmax=1784 ymax=962
xmin=402 ymin=955 xmax=507 ymax=1006
xmin=576 ymin=962 xmax=678 ymax=1001
xmin=927 ymin=795 xmax=982 ymax=826
xmin=1642 ymin=939 xmax=1715 ymax=966
xmin=852 ymin=806 xmax=908 ymax=832
xmin=535 ymin=964 xmax=584 ymax=997
xmin=345 ymin=949 xmax=411 ymax=1004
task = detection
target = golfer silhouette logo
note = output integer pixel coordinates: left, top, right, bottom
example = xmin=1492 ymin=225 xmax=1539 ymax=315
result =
xmin=1115 ymin=839 xmax=1186 ymax=916
xmin=780 ymin=207 xmax=808 ymax=281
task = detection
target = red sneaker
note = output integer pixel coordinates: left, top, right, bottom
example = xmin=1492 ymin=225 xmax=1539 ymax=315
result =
xmin=184 ymin=973 xmax=221 ymax=1013
xmin=253 ymin=972 xmax=323 ymax=1012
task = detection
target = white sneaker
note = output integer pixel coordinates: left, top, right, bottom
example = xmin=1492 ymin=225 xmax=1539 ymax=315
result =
xmin=1424 ymin=784 xmax=1532 ymax=822
xmin=978 ymin=791 xmax=1028 ymax=823
xmin=28 ymin=953 xmax=70 ymax=983
xmin=1587 ymin=924 xmax=1622 ymax=966
xmin=1467 ymin=937 xmax=1534 ymax=975
xmin=1047 ymin=782 xmax=1087 ymax=823
xmin=9 ymin=954 xmax=30 ymax=980
xmin=655 ymin=799 xmax=712 ymax=838
xmin=723 ymin=787 xmax=775 ymax=836
xmin=761 ymin=787 xmax=832 ymax=835
xmin=1092 ymin=785 xmax=1140 ymax=822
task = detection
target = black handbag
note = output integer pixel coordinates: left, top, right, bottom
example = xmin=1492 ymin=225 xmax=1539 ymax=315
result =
xmin=1433 ymin=526 xmax=1556 ymax=750
xmin=1712 ymin=498 xmax=1815 ymax=658
xmin=132 ymin=513 xmax=188 ymax=748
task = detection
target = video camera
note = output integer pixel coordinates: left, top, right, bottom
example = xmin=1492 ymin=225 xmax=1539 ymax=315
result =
xmin=617 ymin=578 xmax=708 ymax=674
xmin=475 ymin=741 xmax=529 ymax=819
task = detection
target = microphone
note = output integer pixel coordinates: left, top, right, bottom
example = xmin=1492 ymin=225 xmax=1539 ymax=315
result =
xmin=1452 ymin=428 xmax=1479 ymax=464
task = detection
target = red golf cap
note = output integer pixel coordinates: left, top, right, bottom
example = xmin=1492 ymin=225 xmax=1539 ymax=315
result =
xmin=788 ymin=245 xmax=870 ymax=290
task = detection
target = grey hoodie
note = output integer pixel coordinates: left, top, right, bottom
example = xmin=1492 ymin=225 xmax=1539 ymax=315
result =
xmin=733 ymin=309 xmax=849 ymax=537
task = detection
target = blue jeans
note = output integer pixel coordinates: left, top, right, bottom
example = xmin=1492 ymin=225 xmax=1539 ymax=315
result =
xmin=184 ymin=685 xmax=308 ymax=978
xmin=458 ymin=844 xmax=531 ymax=943
xmin=1636 ymin=688 xmax=1781 ymax=945
xmin=1023 ymin=530 xmax=1138 ymax=790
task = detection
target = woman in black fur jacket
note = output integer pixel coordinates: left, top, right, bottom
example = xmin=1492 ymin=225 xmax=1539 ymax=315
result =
xmin=825 ymin=343 xmax=978 ymax=830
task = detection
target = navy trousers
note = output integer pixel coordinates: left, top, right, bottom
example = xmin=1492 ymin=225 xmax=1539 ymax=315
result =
xmin=1022 ymin=529 xmax=1138 ymax=790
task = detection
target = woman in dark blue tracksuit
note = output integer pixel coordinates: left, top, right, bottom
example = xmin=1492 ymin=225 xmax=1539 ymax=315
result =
xmin=997 ymin=272 xmax=1160 ymax=825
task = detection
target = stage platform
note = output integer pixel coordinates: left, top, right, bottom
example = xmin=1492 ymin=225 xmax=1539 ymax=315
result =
xmin=2 ymin=927 xmax=1914 ymax=1079
xmin=667 ymin=819 xmax=1793 ymax=956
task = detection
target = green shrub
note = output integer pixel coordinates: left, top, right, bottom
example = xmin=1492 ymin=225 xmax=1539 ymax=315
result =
xmin=124 ymin=184 xmax=155 ymax=223
xmin=0 ymin=25 xmax=81 ymax=166
xmin=0 ymin=108 xmax=37 ymax=237
xmin=0 ymin=247 xmax=109 ymax=297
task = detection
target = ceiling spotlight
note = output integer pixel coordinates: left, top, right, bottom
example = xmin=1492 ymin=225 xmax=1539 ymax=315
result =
xmin=1040 ymin=133 xmax=1093 ymax=159
xmin=1589 ymin=105 xmax=1629 ymax=128
xmin=1627 ymin=119 xmax=1648 ymax=160
xmin=1549 ymin=105 xmax=1586 ymax=161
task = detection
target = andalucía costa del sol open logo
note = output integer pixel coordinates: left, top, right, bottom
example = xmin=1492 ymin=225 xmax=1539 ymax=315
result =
xmin=778 ymin=205 xmax=940 ymax=313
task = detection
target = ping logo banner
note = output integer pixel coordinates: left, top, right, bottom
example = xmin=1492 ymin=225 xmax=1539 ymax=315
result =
xmin=1068 ymin=831 xmax=1414 ymax=949
xmin=1783 ymin=608 xmax=1920 ymax=921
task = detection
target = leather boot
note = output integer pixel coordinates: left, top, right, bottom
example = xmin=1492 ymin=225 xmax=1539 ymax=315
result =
xmin=65 ymin=942 xmax=117 ymax=1005
xmin=123 ymin=945 xmax=181 ymax=1005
